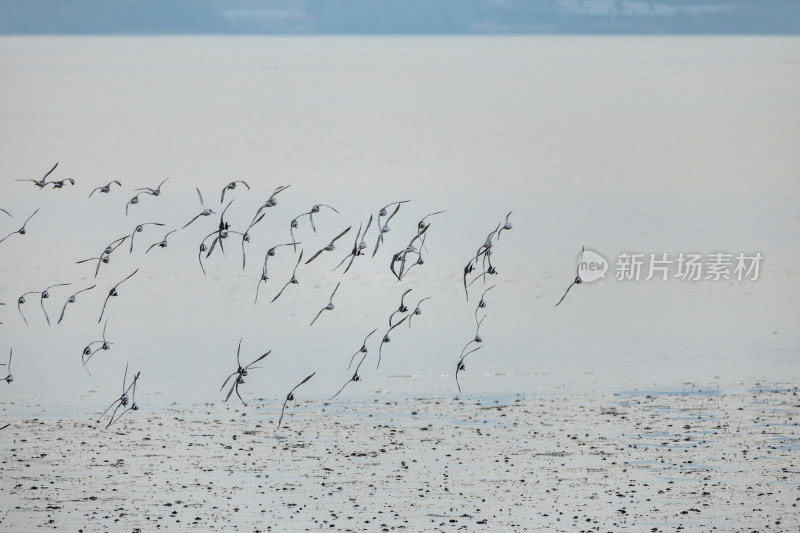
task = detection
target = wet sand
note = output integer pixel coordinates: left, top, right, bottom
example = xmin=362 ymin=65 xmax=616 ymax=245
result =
xmin=1 ymin=384 xmax=798 ymax=531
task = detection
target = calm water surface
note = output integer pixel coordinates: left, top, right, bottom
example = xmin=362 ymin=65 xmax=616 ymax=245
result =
xmin=0 ymin=36 xmax=798 ymax=415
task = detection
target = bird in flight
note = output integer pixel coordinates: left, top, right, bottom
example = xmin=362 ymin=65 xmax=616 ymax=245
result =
xmin=277 ymin=372 xmax=316 ymax=429
xmin=220 ymin=339 xmax=271 ymax=406
xmin=555 ymin=246 xmax=585 ymax=307
xmin=88 ymin=180 xmax=122 ymax=197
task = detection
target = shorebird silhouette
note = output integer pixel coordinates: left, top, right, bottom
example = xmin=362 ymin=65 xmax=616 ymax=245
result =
xmin=220 ymin=339 xmax=271 ymax=405
xmin=16 ymin=162 xmax=58 ymax=189
xmin=455 ymin=345 xmax=483 ymax=395
xmin=182 ymin=187 xmax=215 ymax=229
xmin=271 ymin=250 xmax=303 ymax=303
xmin=555 ymin=246 xmax=585 ymax=307
xmin=309 ymin=282 xmax=340 ymax=326
xmin=0 ymin=208 xmax=39 ymax=244
xmin=98 ymin=269 xmax=139 ymax=323
xmin=89 ymin=180 xmax=122 ymax=197
xmin=277 ymin=372 xmax=316 ymax=429
xmin=220 ymin=180 xmax=250 ymax=204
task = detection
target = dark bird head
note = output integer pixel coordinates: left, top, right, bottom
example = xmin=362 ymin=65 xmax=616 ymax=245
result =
xmin=83 ymin=346 xmax=92 ymax=356
xmin=200 ymin=243 xmax=207 ymax=252
xmin=19 ymin=228 xmax=26 ymax=235
xmin=458 ymin=362 xmax=466 ymax=371
xmin=68 ymin=296 xmax=76 ymax=304
xmin=41 ymin=290 xmax=49 ymax=299
xmin=110 ymin=288 xmax=118 ymax=297
xmin=288 ymin=392 xmax=295 ymax=401
xmin=17 ymin=296 xmax=25 ymax=304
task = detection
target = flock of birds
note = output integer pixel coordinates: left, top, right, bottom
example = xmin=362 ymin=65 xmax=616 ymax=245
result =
xmin=1 ymin=162 xmax=587 ymax=431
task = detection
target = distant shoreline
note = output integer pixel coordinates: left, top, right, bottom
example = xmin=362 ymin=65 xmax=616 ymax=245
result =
xmin=2 ymin=0 xmax=799 ymax=36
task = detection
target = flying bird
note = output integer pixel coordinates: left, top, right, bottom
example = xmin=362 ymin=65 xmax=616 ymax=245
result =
xmin=555 ymin=246 xmax=585 ymax=308
xmin=39 ymin=282 xmax=71 ymax=326
xmin=373 ymin=201 xmax=406 ymax=257
xmin=497 ymin=211 xmax=513 ymax=240
xmin=108 ymin=371 xmax=140 ymax=427
xmin=348 ymin=328 xmax=377 ymax=369
xmin=44 ymin=178 xmax=75 ymax=189
xmin=0 ymin=208 xmax=40 ymax=244
xmin=15 ymin=162 xmax=58 ymax=189
xmin=240 ymin=213 xmax=265 ymax=270
xmin=145 ymin=229 xmax=177 ymax=254
xmin=408 ymin=297 xmax=431 ymax=329
xmin=305 ymin=226 xmax=351 ymax=264
xmin=16 ymin=290 xmax=40 ymax=326
xmin=220 ymin=180 xmax=250 ymax=204
xmin=376 ymin=314 xmax=410 ymax=369
xmin=252 ymin=184 xmax=292 ymax=222
xmin=136 ymin=177 xmax=169 ymax=197
xmin=97 ymin=363 xmax=139 ymax=429
xmin=125 ymin=193 xmax=144 ymax=215
xmin=81 ymin=318 xmax=113 ymax=373
xmin=129 ymin=222 xmax=165 ymax=253
xmin=332 ymin=352 xmax=369 ymax=399
xmin=309 ymin=282 xmax=340 ymax=326
xmin=333 ymin=217 xmax=371 ymax=273
xmin=2 ymin=348 xmax=13 ymax=384
xmin=460 ymin=315 xmax=486 ymax=357
xmin=277 ymin=372 xmax=316 ymax=429
xmin=181 ymin=187 xmax=215 ymax=229
xmin=307 ymin=203 xmax=339 ymax=233
xmin=254 ymin=242 xmax=297 ymax=304
xmin=455 ymin=345 xmax=484 ymax=395
xmin=220 ymin=339 xmax=271 ymax=405
xmin=98 ymin=269 xmax=139 ymax=323
xmin=203 ymin=199 xmax=234 ymax=258
xmin=388 ymin=288 xmax=413 ymax=327
xmin=57 ymin=285 xmax=96 ymax=324
xmin=88 ymin=180 xmax=122 ymax=197
xmin=77 ymin=235 xmax=128 ymax=277
xmin=475 ymin=285 xmax=497 ymax=323
xmin=271 ymin=250 xmax=303 ymax=303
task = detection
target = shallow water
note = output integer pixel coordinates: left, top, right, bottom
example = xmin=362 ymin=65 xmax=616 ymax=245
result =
xmin=0 ymin=36 xmax=798 ymax=415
